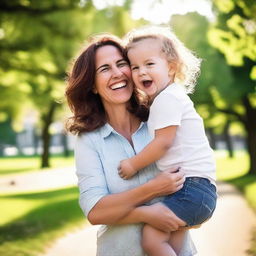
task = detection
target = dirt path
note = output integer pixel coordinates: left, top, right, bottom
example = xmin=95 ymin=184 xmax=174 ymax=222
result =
xmin=43 ymin=181 xmax=256 ymax=256
xmin=1 ymin=168 xmax=255 ymax=255
xmin=0 ymin=166 xmax=77 ymax=193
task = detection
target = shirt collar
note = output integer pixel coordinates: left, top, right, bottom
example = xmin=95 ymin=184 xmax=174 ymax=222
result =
xmin=100 ymin=122 xmax=146 ymax=139
xmin=100 ymin=123 xmax=114 ymax=138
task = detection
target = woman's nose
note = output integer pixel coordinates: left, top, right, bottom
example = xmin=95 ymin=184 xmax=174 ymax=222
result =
xmin=112 ymin=66 xmax=122 ymax=77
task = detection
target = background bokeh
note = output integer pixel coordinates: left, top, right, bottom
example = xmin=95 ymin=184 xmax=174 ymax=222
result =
xmin=0 ymin=0 xmax=255 ymax=255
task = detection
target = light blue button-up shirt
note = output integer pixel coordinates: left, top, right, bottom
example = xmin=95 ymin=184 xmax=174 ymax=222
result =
xmin=75 ymin=122 xmax=196 ymax=256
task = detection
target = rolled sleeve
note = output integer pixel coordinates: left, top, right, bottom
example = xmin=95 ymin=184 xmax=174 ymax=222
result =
xmin=75 ymin=134 xmax=109 ymax=216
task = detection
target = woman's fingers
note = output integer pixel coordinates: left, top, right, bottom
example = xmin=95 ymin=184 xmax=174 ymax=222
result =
xmin=145 ymin=203 xmax=186 ymax=232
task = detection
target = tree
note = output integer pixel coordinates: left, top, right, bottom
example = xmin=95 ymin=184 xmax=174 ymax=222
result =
xmin=208 ymin=0 xmax=256 ymax=174
xmin=171 ymin=13 xmax=235 ymax=150
xmin=0 ymin=0 xmax=93 ymax=166
xmin=0 ymin=0 xmax=143 ymax=167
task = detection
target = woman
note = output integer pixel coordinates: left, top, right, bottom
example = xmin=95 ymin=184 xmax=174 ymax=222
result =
xmin=65 ymin=34 xmax=197 ymax=256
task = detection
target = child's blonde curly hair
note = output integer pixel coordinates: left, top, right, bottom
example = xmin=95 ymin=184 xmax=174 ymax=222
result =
xmin=124 ymin=25 xmax=201 ymax=93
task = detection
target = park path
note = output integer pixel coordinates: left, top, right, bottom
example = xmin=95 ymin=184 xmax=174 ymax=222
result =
xmin=1 ymin=168 xmax=256 ymax=255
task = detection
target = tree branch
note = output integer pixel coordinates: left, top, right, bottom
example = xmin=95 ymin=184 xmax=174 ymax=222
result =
xmin=0 ymin=2 xmax=80 ymax=14
xmin=217 ymin=107 xmax=245 ymax=123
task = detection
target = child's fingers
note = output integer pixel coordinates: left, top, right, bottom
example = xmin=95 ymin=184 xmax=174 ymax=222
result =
xmin=118 ymin=168 xmax=127 ymax=179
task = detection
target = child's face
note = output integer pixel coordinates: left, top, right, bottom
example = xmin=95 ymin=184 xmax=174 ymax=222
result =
xmin=127 ymin=38 xmax=174 ymax=100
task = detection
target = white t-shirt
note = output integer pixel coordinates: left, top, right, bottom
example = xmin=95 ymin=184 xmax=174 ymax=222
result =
xmin=147 ymin=83 xmax=216 ymax=183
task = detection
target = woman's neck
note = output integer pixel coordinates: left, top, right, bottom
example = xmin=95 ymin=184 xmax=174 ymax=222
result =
xmin=106 ymin=104 xmax=140 ymax=143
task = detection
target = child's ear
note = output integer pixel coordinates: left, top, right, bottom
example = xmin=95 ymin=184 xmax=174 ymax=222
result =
xmin=168 ymin=62 xmax=177 ymax=77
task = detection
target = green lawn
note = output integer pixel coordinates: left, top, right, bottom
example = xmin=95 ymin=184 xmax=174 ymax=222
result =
xmin=216 ymin=150 xmax=256 ymax=210
xmin=0 ymin=187 xmax=85 ymax=256
xmin=0 ymin=151 xmax=255 ymax=256
xmin=0 ymin=155 xmax=74 ymax=176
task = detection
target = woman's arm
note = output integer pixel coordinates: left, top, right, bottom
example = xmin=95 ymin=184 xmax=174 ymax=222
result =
xmin=88 ymin=170 xmax=184 ymax=225
xmin=114 ymin=202 xmax=186 ymax=232
xmin=118 ymin=126 xmax=177 ymax=179
xmin=75 ymin=133 xmax=184 ymax=229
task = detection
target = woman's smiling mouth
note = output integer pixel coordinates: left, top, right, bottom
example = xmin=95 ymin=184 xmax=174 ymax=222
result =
xmin=110 ymin=82 xmax=127 ymax=90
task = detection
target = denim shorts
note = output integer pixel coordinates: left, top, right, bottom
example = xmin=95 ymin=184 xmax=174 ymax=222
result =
xmin=162 ymin=177 xmax=217 ymax=226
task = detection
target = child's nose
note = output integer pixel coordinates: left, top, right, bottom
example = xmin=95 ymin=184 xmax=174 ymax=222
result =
xmin=138 ymin=67 xmax=146 ymax=76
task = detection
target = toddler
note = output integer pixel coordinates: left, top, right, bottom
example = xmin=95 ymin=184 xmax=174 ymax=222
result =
xmin=118 ymin=26 xmax=217 ymax=256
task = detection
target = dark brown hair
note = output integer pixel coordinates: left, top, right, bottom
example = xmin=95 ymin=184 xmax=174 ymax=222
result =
xmin=65 ymin=34 xmax=148 ymax=135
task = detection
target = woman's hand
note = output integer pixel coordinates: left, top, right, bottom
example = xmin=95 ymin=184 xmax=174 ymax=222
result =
xmin=141 ymin=203 xmax=186 ymax=232
xmin=148 ymin=168 xmax=185 ymax=197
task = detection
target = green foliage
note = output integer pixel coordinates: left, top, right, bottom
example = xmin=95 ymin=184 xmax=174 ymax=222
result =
xmin=170 ymin=13 xmax=235 ymax=129
xmin=0 ymin=120 xmax=16 ymax=145
xmin=209 ymin=0 xmax=256 ymax=79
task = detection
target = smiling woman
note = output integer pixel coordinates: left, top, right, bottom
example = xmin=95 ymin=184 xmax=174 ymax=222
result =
xmin=65 ymin=33 xmax=197 ymax=256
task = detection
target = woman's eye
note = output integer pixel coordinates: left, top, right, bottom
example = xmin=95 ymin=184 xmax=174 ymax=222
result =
xmin=118 ymin=61 xmax=128 ymax=67
xmin=100 ymin=67 xmax=108 ymax=72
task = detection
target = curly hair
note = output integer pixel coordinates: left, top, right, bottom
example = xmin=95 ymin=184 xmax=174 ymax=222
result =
xmin=124 ymin=25 xmax=202 ymax=93
xmin=65 ymin=34 xmax=148 ymax=135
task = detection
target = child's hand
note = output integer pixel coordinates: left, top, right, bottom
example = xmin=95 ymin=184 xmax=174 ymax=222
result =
xmin=118 ymin=159 xmax=137 ymax=179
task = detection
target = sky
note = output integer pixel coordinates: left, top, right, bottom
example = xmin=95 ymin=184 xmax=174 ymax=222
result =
xmin=92 ymin=0 xmax=214 ymax=24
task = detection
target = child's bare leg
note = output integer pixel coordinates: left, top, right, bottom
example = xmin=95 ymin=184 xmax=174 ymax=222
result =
xmin=142 ymin=224 xmax=176 ymax=256
xmin=169 ymin=229 xmax=187 ymax=255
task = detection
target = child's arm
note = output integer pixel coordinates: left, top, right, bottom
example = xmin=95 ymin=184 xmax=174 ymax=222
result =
xmin=118 ymin=125 xmax=177 ymax=179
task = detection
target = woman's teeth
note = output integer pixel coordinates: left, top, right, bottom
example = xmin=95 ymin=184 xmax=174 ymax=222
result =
xmin=111 ymin=82 xmax=126 ymax=90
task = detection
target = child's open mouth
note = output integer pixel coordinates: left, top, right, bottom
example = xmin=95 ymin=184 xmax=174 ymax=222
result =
xmin=142 ymin=80 xmax=152 ymax=88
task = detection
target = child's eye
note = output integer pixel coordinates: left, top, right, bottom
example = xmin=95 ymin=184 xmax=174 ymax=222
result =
xmin=147 ymin=62 xmax=154 ymax=66
xmin=131 ymin=66 xmax=138 ymax=71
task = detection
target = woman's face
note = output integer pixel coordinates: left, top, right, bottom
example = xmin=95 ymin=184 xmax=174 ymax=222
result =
xmin=94 ymin=45 xmax=133 ymax=109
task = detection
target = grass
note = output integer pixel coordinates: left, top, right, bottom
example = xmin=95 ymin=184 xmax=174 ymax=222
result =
xmin=0 ymin=155 xmax=74 ymax=176
xmin=0 ymin=187 xmax=85 ymax=256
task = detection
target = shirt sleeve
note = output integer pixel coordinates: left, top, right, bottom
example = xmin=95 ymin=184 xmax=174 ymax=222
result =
xmin=75 ymin=134 xmax=109 ymax=217
xmin=149 ymin=92 xmax=183 ymax=131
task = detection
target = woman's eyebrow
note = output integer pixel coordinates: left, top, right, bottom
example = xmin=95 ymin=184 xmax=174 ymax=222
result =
xmin=96 ymin=64 xmax=109 ymax=71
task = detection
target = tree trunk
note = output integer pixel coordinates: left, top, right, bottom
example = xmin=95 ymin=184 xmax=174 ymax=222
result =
xmin=0 ymin=144 xmax=4 ymax=156
xmin=223 ymin=120 xmax=234 ymax=158
xmin=61 ymin=131 xmax=70 ymax=157
xmin=33 ymin=127 xmax=39 ymax=155
xmin=207 ymin=128 xmax=217 ymax=150
xmin=40 ymin=101 xmax=58 ymax=168
xmin=243 ymin=96 xmax=256 ymax=175
xmin=246 ymin=128 xmax=256 ymax=175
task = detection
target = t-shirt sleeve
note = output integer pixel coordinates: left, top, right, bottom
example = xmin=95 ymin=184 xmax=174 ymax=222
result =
xmin=149 ymin=92 xmax=183 ymax=131
xmin=75 ymin=134 xmax=109 ymax=217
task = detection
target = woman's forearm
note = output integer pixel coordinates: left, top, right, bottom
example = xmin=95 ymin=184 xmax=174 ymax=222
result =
xmin=88 ymin=170 xmax=185 ymax=225
xmin=88 ymin=180 xmax=156 ymax=225
xmin=114 ymin=203 xmax=186 ymax=232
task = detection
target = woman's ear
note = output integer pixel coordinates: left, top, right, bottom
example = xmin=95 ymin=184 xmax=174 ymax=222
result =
xmin=92 ymin=86 xmax=98 ymax=94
